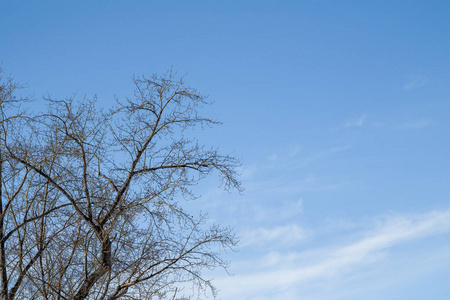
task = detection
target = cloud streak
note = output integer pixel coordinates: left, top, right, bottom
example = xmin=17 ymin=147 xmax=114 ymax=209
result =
xmin=301 ymin=145 xmax=352 ymax=166
xmin=396 ymin=119 xmax=437 ymax=130
xmin=333 ymin=114 xmax=367 ymax=131
xmin=239 ymin=223 xmax=309 ymax=247
xmin=344 ymin=114 xmax=367 ymax=128
xmin=403 ymin=76 xmax=428 ymax=90
xmin=215 ymin=209 xmax=450 ymax=300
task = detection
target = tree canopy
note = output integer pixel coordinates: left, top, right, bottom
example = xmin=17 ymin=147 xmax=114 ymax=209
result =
xmin=0 ymin=69 xmax=241 ymax=300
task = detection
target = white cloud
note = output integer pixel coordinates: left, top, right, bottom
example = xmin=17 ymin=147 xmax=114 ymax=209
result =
xmin=403 ymin=76 xmax=428 ymax=90
xmin=237 ymin=164 xmax=259 ymax=180
xmin=288 ymin=144 xmax=302 ymax=157
xmin=344 ymin=114 xmax=367 ymax=128
xmin=239 ymin=223 xmax=309 ymax=247
xmin=214 ymin=209 xmax=450 ymax=300
xmin=320 ymin=217 xmax=356 ymax=233
xmin=396 ymin=119 xmax=437 ymax=130
xmin=249 ymin=198 xmax=303 ymax=224
xmin=333 ymin=114 xmax=367 ymax=131
xmin=301 ymin=145 xmax=352 ymax=166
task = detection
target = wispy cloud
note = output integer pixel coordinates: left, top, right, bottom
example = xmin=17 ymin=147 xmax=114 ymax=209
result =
xmin=239 ymin=223 xmax=309 ymax=247
xmin=333 ymin=114 xmax=367 ymax=131
xmin=268 ymin=153 xmax=278 ymax=161
xmin=345 ymin=114 xmax=366 ymax=128
xmin=246 ymin=175 xmax=344 ymax=201
xmin=301 ymin=145 xmax=352 ymax=166
xmin=215 ymin=209 xmax=450 ymax=300
xmin=403 ymin=76 xmax=428 ymax=90
xmin=248 ymin=198 xmax=304 ymax=224
xmin=396 ymin=119 xmax=437 ymax=130
xmin=237 ymin=164 xmax=259 ymax=180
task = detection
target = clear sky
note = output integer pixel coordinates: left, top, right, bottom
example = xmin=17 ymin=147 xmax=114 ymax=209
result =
xmin=2 ymin=1 xmax=450 ymax=299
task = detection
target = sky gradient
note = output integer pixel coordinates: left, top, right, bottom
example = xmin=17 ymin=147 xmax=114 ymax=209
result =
xmin=2 ymin=1 xmax=450 ymax=299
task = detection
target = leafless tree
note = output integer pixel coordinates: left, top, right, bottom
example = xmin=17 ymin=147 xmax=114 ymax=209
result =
xmin=0 ymin=69 xmax=241 ymax=299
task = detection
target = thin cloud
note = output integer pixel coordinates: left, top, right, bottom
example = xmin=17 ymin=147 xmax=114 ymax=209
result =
xmin=239 ymin=223 xmax=309 ymax=247
xmin=246 ymin=175 xmax=343 ymax=199
xmin=249 ymin=198 xmax=304 ymax=224
xmin=396 ymin=119 xmax=437 ymax=130
xmin=268 ymin=153 xmax=278 ymax=161
xmin=344 ymin=114 xmax=367 ymax=128
xmin=333 ymin=114 xmax=367 ymax=131
xmin=403 ymin=76 xmax=428 ymax=90
xmin=301 ymin=145 xmax=352 ymax=166
xmin=237 ymin=164 xmax=259 ymax=180
xmin=288 ymin=144 xmax=302 ymax=157
xmin=215 ymin=209 xmax=450 ymax=300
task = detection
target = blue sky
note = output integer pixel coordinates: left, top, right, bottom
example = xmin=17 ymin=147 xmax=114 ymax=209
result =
xmin=2 ymin=1 xmax=450 ymax=299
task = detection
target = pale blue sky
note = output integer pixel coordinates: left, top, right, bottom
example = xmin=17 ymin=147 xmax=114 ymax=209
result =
xmin=2 ymin=1 xmax=450 ymax=299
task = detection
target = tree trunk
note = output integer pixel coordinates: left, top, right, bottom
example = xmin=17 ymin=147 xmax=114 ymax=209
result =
xmin=0 ymin=154 xmax=9 ymax=300
xmin=73 ymin=232 xmax=111 ymax=300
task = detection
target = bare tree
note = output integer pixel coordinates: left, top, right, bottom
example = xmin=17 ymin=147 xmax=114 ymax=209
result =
xmin=0 ymin=69 xmax=241 ymax=299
